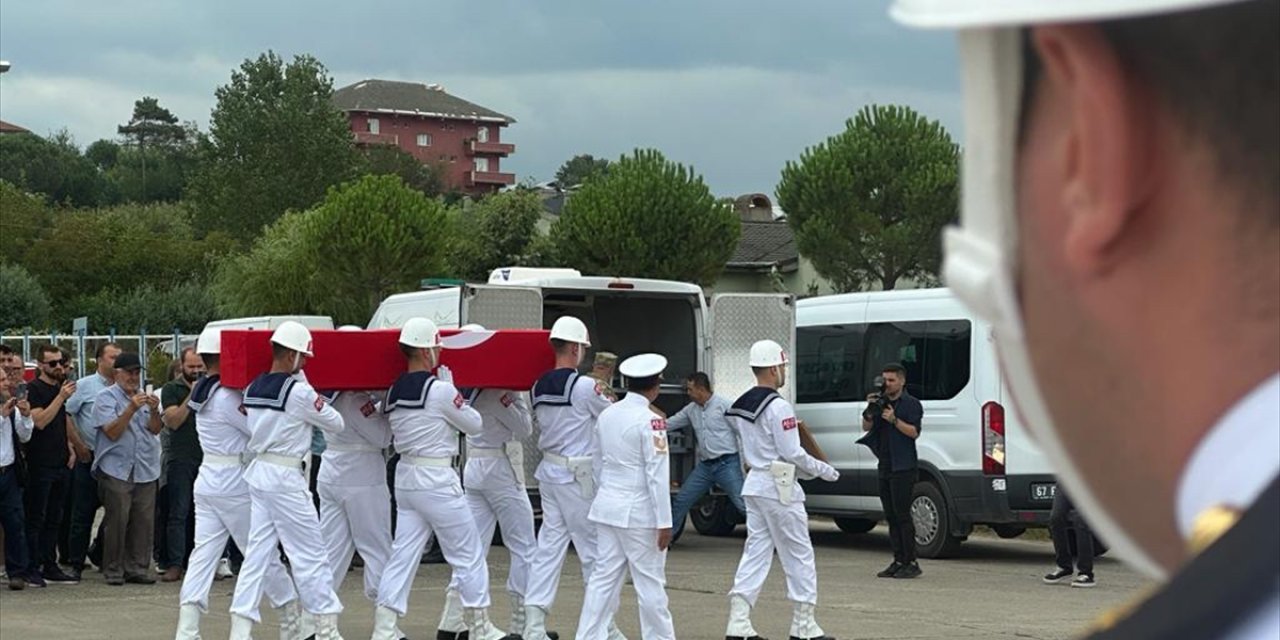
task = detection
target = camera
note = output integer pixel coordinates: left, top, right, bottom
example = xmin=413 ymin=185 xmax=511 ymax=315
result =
xmin=862 ymin=375 xmax=889 ymax=421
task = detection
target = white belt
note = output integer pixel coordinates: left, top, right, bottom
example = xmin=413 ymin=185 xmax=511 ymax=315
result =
xmin=402 ymin=455 xmax=453 ymax=468
xmin=203 ymin=454 xmax=243 ymax=467
xmin=542 ymin=451 xmax=595 ymax=498
xmin=468 ymin=447 xmax=505 ymax=458
xmin=542 ymin=451 xmax=592 ymax=468
xmin=256 ymin=453 xmax=305 ymax=469
xmin=325 ymin=444 xmax=382 ymax=454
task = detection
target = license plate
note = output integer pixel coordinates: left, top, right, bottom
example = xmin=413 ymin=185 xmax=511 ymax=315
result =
xmin=1031 ymin=483 xmax=1056 ymax=501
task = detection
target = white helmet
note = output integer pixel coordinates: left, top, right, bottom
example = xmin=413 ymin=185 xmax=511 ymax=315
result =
xmin=748 ymin=340 xmax=788 ymax=368
xmin=399 ymin=317 xmax=441 ymax=349
xmin=887 ymin=0 xmax=1241 ymax=581
xmin=337 ymin=325 xmax=362 ymax=332
xmin=270 ymin=321 xmax=314 ymax=357
xmin=459 ymin=323 xmax=486 ymax=332
xmin=195 ymin=327 xmax=221 ymax=355
xmin=549 ymin=316 xmax=591 ymax=346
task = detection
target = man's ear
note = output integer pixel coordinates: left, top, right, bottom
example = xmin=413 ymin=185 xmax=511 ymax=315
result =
xmin=1032 ymin=25 xmax=1160 ymax=276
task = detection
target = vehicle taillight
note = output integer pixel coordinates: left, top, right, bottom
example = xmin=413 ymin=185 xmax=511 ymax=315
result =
xmin=606 ymin=281 xmax=635 ymax=289
xmin=982 ymin=401 xmax=1006 ymax=476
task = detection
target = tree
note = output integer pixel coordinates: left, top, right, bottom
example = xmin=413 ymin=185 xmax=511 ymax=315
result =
xmin=360 ymin=145 xmax=447 ymax=198
xmin=449 ymin=190 xmax=545 ymax=281
xmin=0 ymin=180 xmax=54 ymax=266
xmin=111 ymin=97 xmax=198 ymax=203
xmin=777 ymin=104 xmax=959 ymax=292
xmin=0 ymin=131 xmax=107 ymax=207
xmin=188 ymin=51 xmax=359 ymax=243
xmin=0 ymin=263 xmax=53 ymax=331
xmin=212 ymin=175 xmax=452 ymax=326
xmin=550 ymin=149 xmax=739 ymax=285
xmin=71 ymin=281 xmax=218 ymax=334
xmin=554 ymin=154 xmax=610 ymax=188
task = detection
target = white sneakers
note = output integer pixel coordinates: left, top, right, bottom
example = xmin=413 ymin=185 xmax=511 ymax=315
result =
xmin=215 ymin=558 xmax=236 ymax=580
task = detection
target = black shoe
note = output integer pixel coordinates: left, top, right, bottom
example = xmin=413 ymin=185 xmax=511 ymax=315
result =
xmin=43 ymin=567 xmax=80 ymax=584
xmin=893 ymin=562 xmax=922 ymax=579
xmin=789 ymin=636 xmax=835 ymax=640
xmin=876 ymin=561 xmax=903 ymax=578
xmin=1043 ymin=567 xmax=1073 ymax=584
xmin=66 ymin=567 xmax=83 ymax=582
xmin=725 ymin=635 xmax=768 ymax=640
xmin=106 ymin=576 xmax=124 ymax=586
xmin=124 ymin=573 xmax=156 ymax=584
xmin=1071 ymin=573 xmax=1097 ymax=588
xmin=8 ymin=575 xmax=26 ymax=591
xmin=435 ymin=631 xmax=469 ymax=640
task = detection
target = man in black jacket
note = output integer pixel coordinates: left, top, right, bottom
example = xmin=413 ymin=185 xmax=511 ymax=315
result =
xmin=858 ymin=363 xmax=924 ymax=579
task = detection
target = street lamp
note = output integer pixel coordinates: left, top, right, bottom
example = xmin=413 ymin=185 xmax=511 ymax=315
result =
xmin=0 ymin=60 xmax=10 ymax=73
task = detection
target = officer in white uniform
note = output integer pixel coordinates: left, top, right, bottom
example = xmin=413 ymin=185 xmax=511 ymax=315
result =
xmin=432 ymin=324 xmax=542 ymax=639
xmin=576 ymin=353 xmax=676 ymax=640
xmin=371 ymin=317 xmax=516 ymax=640
xmin=229 ymin=321 xmax=347 ymax=640
xmin=175 ymin=328 xmax=303 ymax=640
xmin=521 ymin=317 xmax=622 ymax=640
xmin=724 ymin=340 xmax=839 ymax=640
xmin=889 ymin=1 xmax=1278 ymax=637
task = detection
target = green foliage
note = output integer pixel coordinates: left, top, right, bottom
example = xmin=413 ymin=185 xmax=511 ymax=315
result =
xmin=360 ymin=145 xmax=447 ymax=198
xmin=450 ymin=190 xmax=545 ymax=281
xmin=550 ymin=149 xmax=739 ymax=285
xmin=117 ymin=97 xmax=187 ymax=149
xmin=70 ymin=281 xmax=218 ymax=334
xmin=0 ymin=181 xmax=53 ymax=266
xmin=212 ymin=174 xmax=452 ymax=326
xmin=188 ymin=51 xmax=359 ymax=244
xmin=0 ymin=263 xmax=53 ymax=331
xmin=777 ymin=104 xmax=959 ymax=292
xmin=0 ymin=131 xmax=107 ymax=207
xmin=554 ymin=154 xmax=611 ymax=188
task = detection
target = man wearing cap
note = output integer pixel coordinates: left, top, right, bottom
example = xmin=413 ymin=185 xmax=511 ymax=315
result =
xmin=576 ymin=353 xmax=677 ymax=640
xmin=229 ymin=321 xmax=347 ymax=640
xmin=315 ymin=329 xmax=396 ymax=630
xmin=436 ymin=324 xmax=541 ymax=639
xmin=891 ymin=0 xmax=1277 ymax=637
xmin=371 ymin=317 xmax=514 ymax=640
xmin=173 ymin=328 xmax=301 ymax=640
xmin=522 ymin=316 xmax=621 ymax=640
xmin=91 ymin=352 xmax=164 ymax=586
xmin=724 ymin=340 xmax=838 ymax=640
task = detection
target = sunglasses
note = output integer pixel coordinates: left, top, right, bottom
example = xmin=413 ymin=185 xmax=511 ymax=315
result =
xmin=42 ymin=360 xmax=68 ymax=368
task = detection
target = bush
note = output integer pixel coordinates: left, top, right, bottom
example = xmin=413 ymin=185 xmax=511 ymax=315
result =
xmin=0 ymin=263 xmax=53 ymax=331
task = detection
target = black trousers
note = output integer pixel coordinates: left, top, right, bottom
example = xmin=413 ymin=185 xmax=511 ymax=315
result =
xmin=23 ymin=464 xmax=70 ymax=575
xmin=879 ymin=469 xmax=918 ymax=564
xmin=1049 ymin=490 xmax=1094 ymax=575
xmin=163 ymin=460 xmax=199 ymax=569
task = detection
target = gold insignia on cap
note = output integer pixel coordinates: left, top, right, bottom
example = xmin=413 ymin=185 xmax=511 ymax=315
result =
xmin=1187 ymin=504 xmax=1242 ymax=555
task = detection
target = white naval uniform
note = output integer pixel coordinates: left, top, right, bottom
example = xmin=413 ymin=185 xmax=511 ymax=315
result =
xmin=458 ymin=388 xmax=537 ymax=597
xmin=728 ymin=387 xmax=836 ymax=608
xmin=576 ymin=393 xmax=676 ymax=640
xmin=524 ymin=368 xmax=614 ymax=617
xmin=375 ymin=371 xmax=493 ymax=615
xmin=178 ymin=376 xmax=298 ymax=614
xmin=230 ymin=373 xmax=346 ymax=622
xmin=318 ymin=391 xmax=393 ymax=603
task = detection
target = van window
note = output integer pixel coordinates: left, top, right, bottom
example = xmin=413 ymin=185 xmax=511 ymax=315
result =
xmin=797 ymin=320 xmax=971 ymax=402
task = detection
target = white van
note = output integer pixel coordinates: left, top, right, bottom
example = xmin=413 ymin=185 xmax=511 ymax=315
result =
xmin=203 ymin=315 xmax=335 ymax=332
xmin=794 ymin=288 xmax=1056 ymax=558
xmin=368 ymin=267 xmax=795 ymax=532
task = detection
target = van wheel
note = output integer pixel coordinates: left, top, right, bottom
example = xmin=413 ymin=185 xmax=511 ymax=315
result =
xmin=992 ymin=524 xmax=1026 ymax=539
xmin=834 ymin=517 xmax=877 ymax=534
xmin=690 ymin=495 xmax=740 ymax=536
xmin=912 ymin=481 xmax=963 ymax=559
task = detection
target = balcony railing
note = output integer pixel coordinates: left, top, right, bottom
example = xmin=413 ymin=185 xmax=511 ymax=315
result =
xmin=467 ymin=139 xmax=515 ymax=156
xmin=353 ymin=131 xmax=399 ymax=146
xmin=468 ymin=171 xmax=516 ymax=186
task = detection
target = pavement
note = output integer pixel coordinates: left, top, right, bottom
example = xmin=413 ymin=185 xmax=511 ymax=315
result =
xmin=0 ymin=521 xmax=1148 ymax=639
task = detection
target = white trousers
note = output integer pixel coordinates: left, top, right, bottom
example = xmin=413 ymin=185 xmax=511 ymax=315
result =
xmin=523 ymin=482 xmax=598 ymax=610
xmin=457 ymin=482 xmax=538 ymax=597
xmin=576 ymin=524 xmax=675 ymax=640
xmin=376 ymin=486 xmax=491 ymax=615
xmin=230 ymin=488 xmax=343 ymax=621
xmin=729 ymin=495 xmax=819 ymax=606
xmin=178 ymin=493 xmax=297 ymax=613
xmin=318 ymin=481 xmax=392 ymax=603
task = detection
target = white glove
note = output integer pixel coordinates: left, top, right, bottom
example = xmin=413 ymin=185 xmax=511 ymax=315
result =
xmin=436 ymin=364 xmax=453 ymax=383
xmin=820 ymin=466 xmax=840 ymax=483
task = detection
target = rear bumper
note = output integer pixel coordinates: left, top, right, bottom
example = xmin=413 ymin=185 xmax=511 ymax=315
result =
xmin=946 ymin=471 xmax=1055 ymax=526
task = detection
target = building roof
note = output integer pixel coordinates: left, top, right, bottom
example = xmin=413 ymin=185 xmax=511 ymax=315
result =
xmin=333 ymin=79 xmax=515 ymax=124
xmin=0 ymin=119 xmax=31 ymax=134
xmin=728 ymin=220 xmax=800 ymax=271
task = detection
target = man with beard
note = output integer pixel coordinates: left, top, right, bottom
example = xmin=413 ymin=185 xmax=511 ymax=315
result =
xmin=158 ymin=348 xmax=206 ymax=582
xmin=24 ymin=345 xmax=85 ymax=587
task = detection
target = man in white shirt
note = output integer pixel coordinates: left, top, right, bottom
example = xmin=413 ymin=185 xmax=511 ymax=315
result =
xmin=0 ymin=345 xmax=35 ymax=591
xmin=576 ymin=353 xmax=676 ymax=640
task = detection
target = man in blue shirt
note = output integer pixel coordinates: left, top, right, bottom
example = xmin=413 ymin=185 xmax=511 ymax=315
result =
xmin=666 ymin=372 xmax=745 ymax=542
xmin=91 ymin=352 xmax=163 ymax=586
xmin=63 ymin=341 xmax=120 ymax=580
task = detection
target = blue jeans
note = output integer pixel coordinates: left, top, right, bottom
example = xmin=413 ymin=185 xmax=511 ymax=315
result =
xmin=0 ymin=466 xmax=29 ymax=577
xmin=23 ymin=465 xmax=70 ymax=575
xmin=67 ymin=460 xmax=104 ymax=570
xmin=671 ymin=453 xmax=746 ymax=539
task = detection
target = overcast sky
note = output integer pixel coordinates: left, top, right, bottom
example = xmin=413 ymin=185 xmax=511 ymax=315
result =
xmin=0 ymin=1 xmax=960 ymax=197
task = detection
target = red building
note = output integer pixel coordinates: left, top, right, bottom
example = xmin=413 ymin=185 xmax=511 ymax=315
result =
xmin=332 ymin=79 xmax=516 ymax=194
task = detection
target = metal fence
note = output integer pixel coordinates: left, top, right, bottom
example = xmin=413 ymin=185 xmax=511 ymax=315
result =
xmin=0 ymin=331 xmax=199 ymax=382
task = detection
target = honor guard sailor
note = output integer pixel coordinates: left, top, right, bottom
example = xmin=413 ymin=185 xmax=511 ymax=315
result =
xmin=521 ymin=317 xmax=624 ymax=640
xmin=175 ymin=327 xmax=303 ymax=640
xmin=371 ymin=318 xmax=516 ymax=640
xmin=575 ymin=353 xmax=677 ymax=640
xmin=228 ymin=321 xmax=347 ymax=640
xmin=724 ymin=340 xmax=839 ymax=640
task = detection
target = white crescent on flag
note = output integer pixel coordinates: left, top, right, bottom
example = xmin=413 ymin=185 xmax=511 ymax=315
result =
xmin=440 ymin=330 xmax=498 ymax=350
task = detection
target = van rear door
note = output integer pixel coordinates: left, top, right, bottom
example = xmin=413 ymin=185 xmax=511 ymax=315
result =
xmin=461 ymin=284 xmax=544 ymax=329
xmin=709 ymin=293 xmax=795 ymax=402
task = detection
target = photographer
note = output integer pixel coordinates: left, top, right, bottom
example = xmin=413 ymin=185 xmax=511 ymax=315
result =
xmin=857 ymin=362 xmax=923 ymax=579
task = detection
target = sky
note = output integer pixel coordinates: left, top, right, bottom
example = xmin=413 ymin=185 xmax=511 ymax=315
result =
xmin=0 ymin=1 xmax=961 ymax=197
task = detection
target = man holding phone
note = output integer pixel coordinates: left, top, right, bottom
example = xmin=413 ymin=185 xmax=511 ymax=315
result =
xmin=24 ymin=345 xmax=83 ymax=587
xmin=0 ymin=344 xmax=35 ymax=590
